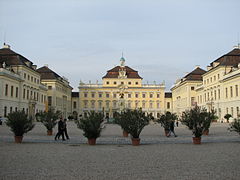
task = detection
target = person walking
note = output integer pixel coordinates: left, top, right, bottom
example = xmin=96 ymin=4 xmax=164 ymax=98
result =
xmin=63 ymin=118 xmax=69 ymax=140
xmin=55 ymin=118 xmax=65 ymax=141
xmin=168 ymin=120 xmax=177 ymax=137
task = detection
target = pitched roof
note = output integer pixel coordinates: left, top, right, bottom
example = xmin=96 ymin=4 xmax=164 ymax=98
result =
xmin=37 ymin=66 xmax=61 ymax=80
xmin=165 ymin=92 xmax=172 ymax=98
xmin=0 ymin=47 xmax=34 ymax=69
xmin=183 ymin=67 xmax=206 ymax=81
xmin=211 ymin=48 xmax=240 ymax=67
xmin=102 ymin=66 xmax=142 ymax=79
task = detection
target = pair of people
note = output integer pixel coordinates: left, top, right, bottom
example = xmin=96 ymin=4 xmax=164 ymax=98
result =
xmin=55 ymin=118 xmax=69 ymax=141
xmin=167 ymin=120 xmax=177 ymax=137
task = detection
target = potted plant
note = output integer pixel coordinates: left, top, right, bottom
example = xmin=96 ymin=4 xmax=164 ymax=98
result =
xmin=203 ymin=110 xmax=217 ymax=135
xmin=114 ymin=111 xmax=129 ymax=137
xmin=120 ymin=109 xmax=151 ymax=146
xmin=37 ymin=109 xmax=61 ymax=135
xmin=75 ymin=111 xmax=105 ymax=145
xmin=224 ymin=114 xmax=232 ymax=123
xmin=6 ymin=111 xmax=35 ymax=143
xmin=181 ymin=106 xmax=215 ymax=144
xmin=157 ymin=111 xmax=177 ymax=136
xmin=228 ymin=118 xmax=240 ymax=135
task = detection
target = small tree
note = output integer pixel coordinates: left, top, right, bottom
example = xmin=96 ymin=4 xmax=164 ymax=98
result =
xmin=181 ymin=106 xmax=215 ymax=138
xmin=157 ymin=111 xmax=177 ymax=131
xmin=224 ymin=114 xmax=232 ymax=122
xmin=75 ymin=111 xmax=105 ymax=140
xmin=37 ymin=109 xmax=61 ymax=132
xmin=228 ymin=118 xmax=240 ymax=135
xmin=6 ymin=111 xmax=35 ymax=137
xmin=114 ymin=111 xmax=129 ymax=134
xmin=121 ymin=109 xmax=151 ymax=139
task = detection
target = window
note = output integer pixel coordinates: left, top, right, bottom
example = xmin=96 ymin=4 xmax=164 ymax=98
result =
xmin=128 ymin=101 xmax=131 ymax=108
xmin=214 ymin=76 xmax=216 ymax=81
xmin=218 ymin=89 xmax=221 ymax=99
xmin=98 ymin=101 xmax=102 ymax=109
xmin=128 ymin=94 xmax=131 ymax=98
xmin=191 ymin=97 xmax=195 ymax=106
xmin=135 ymin=82 xmax=139 ymax=85
xmin=106 ymin=101 xmax=110 ymax=108
xmin=167 ymin=102 xmax=170 ymax=109
xmin=135 ymin=93 xmax=139 ymax=98
xmin=218 ymin=74 xmax=220 ymax=79
xmin=10 ymin=107 xmax=13 ymax=113
xmin=236 ymin=85 xmax=238 ymax=97
xmin=48 ymin=86 xmax=52 ymax=90
xmin=91 ymin=93 xmax=95 ymax=98
xmin=135 ymin=102 xmax=138 ymax=108
xmin=157 ymin=113 xmax=160 ymax=118
xmin=15 ymin=107 xmax=17 ymax=112
xmin=4 ymin=106 xmax=7 ymax=117
xmin=149 ymin=93 xmax=153 ymax=98
xmin=91 ymin=101 xmax=95 ymax=109
xmin=191 ymin=86 xmax=195 ymax=90
xmin=230 ymin=86 xmax=233 ymax=97
xmin=11 ymin=86 xmax=14 ymax=97
xmin=24 ymin=73 xmax=26 ymax=79
xmin=225 ymin=88 xmax=228 ymax=98
xmin=73 ymin=101 xmax=77 ymax=109
xmin=23 ymin=89 xmax=26 ymax=99
xmin=157 ymin=94 xmax=160 ymax=98
xmin=34 ymin=78 xmax=36 ymax=83
xmin=5 ymin=84 xmax=8 ymax=96
xmin=28 ymin=75 xmax=30 ymax=80
xmin=142 ymin=93 xmax=146 ymax=98
xmin=128 ymin=82 xmax=131 ymax=85
xmin=210 ymin=77 xmax=212 ymax=82
xmin=106 ymin=81 xmax=109 ymax=85
xmin=106 ymin=93 xmax=110 ymax=98
xmin=231 ymin=107 xmax=234 ymax=116
xmin=142 ymin=102 xmax=145 ymax=108
xmin=16 ymin=87 xmax=18 ymax=98
xmin=31 ymin=76 xmax=33 ymax=82
xmin=84 ymin=92 xmax=88 ymax=98
xmin=226 ymin=108 xmax=228 ymax=114
xmin=84 ymin=101 xmax=88 ymax=108
xmin=214 ymin=90 xmax=216 ymax=100
xmin=99 ymin=93 xmax=102 ymax=98
xmin=113 ymin=93 xmax=117 ymax=98
xmin=48 ymin=96 xmax=52 ymax=107
xmin=237 ymin=107 xmax=239 ymax=117
xmin=114 ymin=81 xmax=117 ymax=85
xmin=113 ymin=101 xmax=117 ymax=108
xmin=121 ymin=82 xmax=124 ymax=85
xmin=157 ymin=102 xmax=160 ymax=108
xmin=150 ymin=102 xmax=153 ymax=109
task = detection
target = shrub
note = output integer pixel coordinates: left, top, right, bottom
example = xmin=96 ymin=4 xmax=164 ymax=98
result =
xmin=6 ymin=111 xmax=35 ymax=136
xmin=157 ymin=111 xmax=177 ymax=130
xmin=181 ymin=106 xmax=215 ymax=138
xmin=228 ymin=118 xmax=240 ymax=135
xmin=37 ymin=109 xmax=61 ymax=131
xmin=75 ymin=111 xmax=105 ymax=139
xmin=224 ymin=114 xmax=232 ymax=122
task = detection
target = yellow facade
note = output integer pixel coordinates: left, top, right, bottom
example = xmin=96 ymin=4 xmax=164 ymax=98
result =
xmin=78 ymin=57 xmax=166 ymax=118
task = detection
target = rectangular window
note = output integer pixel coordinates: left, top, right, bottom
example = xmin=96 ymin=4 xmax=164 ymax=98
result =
xmin=157 ymin=103 xmax=160 ymax=108
xmin=113 ymin=93 xmax=117 ymax=98
xmin=84 ymin=101 xmax=88 ymax=108
xmin=99 ymin=93 xmax=102 ymax=98
xmin=106 ymin=93 xmax=110 ymax=98
xmin=236 ymin=85 xmax=238 ymax=97
xmin=91 ymin=93 xmax=95 ymax=98
xmin=16 ymin=87 xmax=18 ymax=98
xmin=48 ymin=96 xmax=52 ymax=107
xmin=157 ymin=93 xmax=160 ymax=98
xmin=48 ymin=86 xmax=52 ymax=90
xmin=135 ymin=102 xmax=138 ymax=108
xmin=135 ymin=93 xmax=139 ymax=98
xmin=142 ymin=102 xmax=145 ymax=108
xmin=106 ymin=101 xmax=109 ymax=108
xmin=231 ymin=107 xmax=234 ymax=116
xmin=167 ymin=102 xmax=170 ymax=109
xmin=237 ymin=107 xmax=239 ymax=117
xmin=225 ymin=88 xmax=228 ymax=98
xmin=5 ymin=84 xmax=8 ymax=96
xmin=73 ymin=101 xmax=77 ymax=108
xmin=191 ymin=97 xmax=195 ymax=106
xmin=230 ymin=86 xmax=233 ymax=97
xmin=214 ymin=90 xmax=216 ymax=100
xmin=11 ymin=86 xmax=14 ymax=97
xmin=91 ymin=101 xmax=95 ymax=109
xmin=128 ymin=94 xmax=131 ymax=98
xmin=98 ymin=101 xmax=102 ymax=109
xmin=191 ymin=86 xmax=195 ymax=90
xmin=142 ymin=93 xmax=146 ymax=98
xmin=150 ymin=102 xmax=153 ymax=109
xmin=149 ymin=93 xmax=153 ymax=98
xmin=84 ymin=93 xmax=88 ymax=98
xmin=23 ymin=89 xmax=26 ymax=99
xmin=218 ymin=89 xmax=220 ymax=99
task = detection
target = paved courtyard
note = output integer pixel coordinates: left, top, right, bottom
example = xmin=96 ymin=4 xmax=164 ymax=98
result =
xmin=0 ymin=122 xmax=239 ymax=180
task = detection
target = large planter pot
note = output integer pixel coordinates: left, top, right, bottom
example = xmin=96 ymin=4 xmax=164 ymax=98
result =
xmin=164 ymin=129 xmax=169 ymax=137
xmin=88 ymin=138 xmax=96 ymax=145
xmin=203 ymin=129 xmax=209 ymax=135
xmin=15 ymin=136 xmax=23 ymax=143
xmin=123 ymin=130 xmax=129 ymax=137
xmin=47 ymin=130 xmax=53 ymax=136
xmin=192 ymin=137 xmax=201 ymax=144
xmin=131 ymin=138 xmax=140 ymax=146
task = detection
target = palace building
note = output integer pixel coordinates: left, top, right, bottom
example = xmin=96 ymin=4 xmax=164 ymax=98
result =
xmin=0 ymin=44 xmax=47 ymax=118
xmin=76 ymin=57 xmax=168 ymax=119
xmin=171 ymin=45 xmax=240 ymax=121
xmin=37 ymin=66 xmax=73 ymax=119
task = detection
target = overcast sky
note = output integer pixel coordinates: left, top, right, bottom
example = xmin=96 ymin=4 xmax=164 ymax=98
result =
xmin=0 ymin=0 xmax=239 ymax=91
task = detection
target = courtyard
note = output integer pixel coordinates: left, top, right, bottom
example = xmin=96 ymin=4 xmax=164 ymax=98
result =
xmin=0 ymin=122 xmax=239 ymax=180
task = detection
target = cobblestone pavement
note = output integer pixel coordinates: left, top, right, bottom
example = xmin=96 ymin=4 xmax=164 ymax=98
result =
xmin=0 ymin=122 xmax=239 ymax=180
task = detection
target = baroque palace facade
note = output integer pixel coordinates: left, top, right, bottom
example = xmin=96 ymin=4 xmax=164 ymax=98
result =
xmin=74 ymin=57 xmax=172 ymax=119
xmin=171 ymin=45 xmax=240 ymax=121
xmin=0 ymin=44 xmax=47 ymax=118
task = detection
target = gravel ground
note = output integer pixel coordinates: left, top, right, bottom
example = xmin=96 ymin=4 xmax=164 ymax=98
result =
xmin=0 ymin=122 xmax=239 ymax=180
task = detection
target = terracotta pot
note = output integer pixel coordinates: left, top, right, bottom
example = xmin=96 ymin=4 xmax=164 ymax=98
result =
xmin=15 ymin=136 xmax=23 ymax=143
xmin=164 ymin=129 xmax=169 ymax=137
xmin=47 ymin=130 xmax=53 ymax=136
xmin=192 ymin=137 xmax=201 ymax=144
xmin=123 ymin=130 xmax=129 ymax=137
xmin=203 ymin=129 xmax=209 ymax=135
xmin=88 ymin=138 xmax=96 ymax=145
xmin=131 ymin=138 xmax=140 ymax=146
